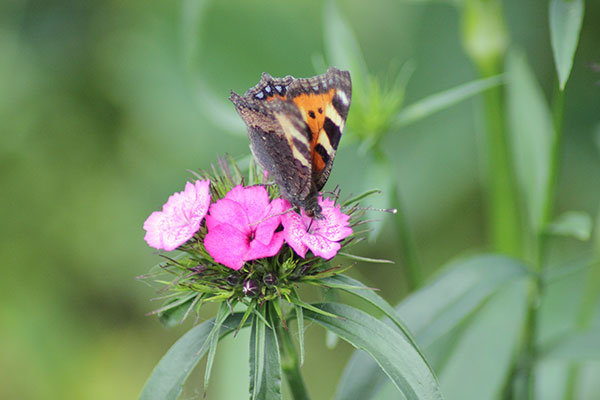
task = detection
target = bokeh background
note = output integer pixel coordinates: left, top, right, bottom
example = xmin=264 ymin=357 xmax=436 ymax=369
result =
xmin=1 ymin=0 xmax=599 ymax=399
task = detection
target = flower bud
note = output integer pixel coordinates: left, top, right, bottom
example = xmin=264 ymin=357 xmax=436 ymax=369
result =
xmin=263 ymin=273 xmax=276 ymax=286
xmin=242 ymin=279 xmax=259 ymax=297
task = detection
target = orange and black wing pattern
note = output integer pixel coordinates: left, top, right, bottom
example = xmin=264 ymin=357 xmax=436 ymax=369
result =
xmin=229 ymin=67 xmax=352 ymax=217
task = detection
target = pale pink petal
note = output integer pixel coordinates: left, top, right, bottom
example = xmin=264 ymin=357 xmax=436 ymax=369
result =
xmin=225 ymin=185 xmax=270 ymax=224
xmin=143 ymin=180 xmax=211 ymax=251
xmin=204 ymin=224 xmax=249 ymax=270
xmin=143 ymin=211 xmax=168 ymax=250
xmin=313 ymin=197 xmax=352 ymax=241
xmin=206 ymin=199 xmax=249 ymax=233
xmin=246 ymin=231 xmax=285 ymax=261
xmin=282 ymin=211 xmax=309 ymax=258
xmin=302 ymin=233 xmax=341 ymax=259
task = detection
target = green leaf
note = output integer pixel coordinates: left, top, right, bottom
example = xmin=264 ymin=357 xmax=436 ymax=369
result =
xmin=295 ymin=305 xmax=305 ymax=366
xmin=547 ymin=210 xmax=592 ymax=241
xmin=549 ymin=0 xmax=585 ymax=90
xmin=158 ymin=295 xmax=197 ymax=328
xmin=319 ymin=275 xmax=421 ymax=351
xmin=337 ymin=252 xmax=394 ymax=264
xmin=437 ymin=280 xmax=529 ymax=400
xmin=541 ymin=328 xmax=600 ymax=361
xmin=393 ymin=75 xmax=504 ymax=128
xmin=305 ymin=303 xmax=444 ymax=400
xmin=249 ymin=309 xmax=282 ymax=400
xmin=139 ymin=312 xmax=244 ymax=400
xmin=323 ymin=0 xmax=368 ymax=94
xmin=506 ymin=49 xmax=553 ymax=232
xmin=335 ymin=254 xmax=531 ymax=399
xmin=204 ymin=303 xmax=230 ymax=391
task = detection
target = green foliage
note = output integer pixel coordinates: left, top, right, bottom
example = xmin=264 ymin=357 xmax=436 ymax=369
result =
xmin=549 ymin=0 xmax=585 ymax=90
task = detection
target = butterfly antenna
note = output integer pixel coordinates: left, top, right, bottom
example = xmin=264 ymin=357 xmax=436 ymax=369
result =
xmin=248 ymin=207 xmax=296 ymax=227
xmin=354 ymin=206 xmax=398 ymax=214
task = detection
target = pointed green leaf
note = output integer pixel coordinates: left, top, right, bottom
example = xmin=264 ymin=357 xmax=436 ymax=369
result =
xmin=204 ymin=303 xmax=230 ymax=391
xmin=437 ymin=280 xmax=528 ymax=400
xmin=306 ymin=303 xmax=443 ymax=400
xmin=249 ymin=309 xmax=282 ymax=400
xmin=335 ymin=254 xmax=532 ymax=399
xmin=393 ymin=75 xmax=504 ymax=128
xmin=506 ymin=49 xmax=553 ymax=232
xmin=549 ymin=0 xmax=585 ymax=90
xmin=547 ymin=210 xmax=592 ymax=241
xmin=140 ymin=312 xmax=244 ymax=400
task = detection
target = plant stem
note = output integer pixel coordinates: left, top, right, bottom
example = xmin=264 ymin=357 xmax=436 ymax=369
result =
xmin=521 ymin=84 xmax=566 ymax=398
xmin=392 ymin=183 xmax=423 ymax=289
xmin=277 ymin=321 xmax=310 ymax=400
xmin=481 ymin=82 xmax=522 ymax=257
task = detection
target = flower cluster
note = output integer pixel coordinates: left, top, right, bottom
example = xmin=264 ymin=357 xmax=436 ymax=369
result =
xmin=143 ymin=179 xmax=353 ymax=270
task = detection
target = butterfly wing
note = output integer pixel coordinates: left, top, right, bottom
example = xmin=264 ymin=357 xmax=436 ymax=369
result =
xmin=229 ymin=90 xmax=314 ymax=209
xmin=230 ymin=67 xmax=351 ymax=216
xmin=285 ymin=67 xmax=352 ymax=191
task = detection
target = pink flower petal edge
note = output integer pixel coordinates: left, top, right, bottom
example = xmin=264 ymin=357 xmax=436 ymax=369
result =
xmin=282 ymin=196 xmax=352 ymax=260
xmin=143 ymin=180 xmax=211 ymax=251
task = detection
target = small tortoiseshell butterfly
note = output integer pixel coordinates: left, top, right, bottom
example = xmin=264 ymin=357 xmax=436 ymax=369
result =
xmin=230 ymin=67 xmax=352 ymax=218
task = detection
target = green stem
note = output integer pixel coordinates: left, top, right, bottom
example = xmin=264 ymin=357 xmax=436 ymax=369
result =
xmin=521 ymin=85 xmax=566 ymax=398
xmin=277 ymin=321 xmax=310 ymax=400
xmin=481 ymin=82 xmax=522 ymax=257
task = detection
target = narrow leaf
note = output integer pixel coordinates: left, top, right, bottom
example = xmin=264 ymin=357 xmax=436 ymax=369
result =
xmin=546 ymin=210 xmax=592 ymax=241
xmin=394 ymin=75 xmax=504 ymax=127
xmin=506 ymin=49 xmax=553 ymax=232
xmin=549 ymin=0 xmax=585 ymax=90
xmin=338 ymin=252 xmax=394 ymax=264
xmin=295 ymin=305 xmax=305 ymax=366
xmin=249 ymin=309 xmax=282 ymax=400
xmin=335 ymin=254 xmax=532 ymax=399
xmin=204 ymin=303 xmax=230 ymax=391
xmin=140 ymin=313 xmax=244 ymax=400
xmin=306 ymin=303 xmax=444 ymax=400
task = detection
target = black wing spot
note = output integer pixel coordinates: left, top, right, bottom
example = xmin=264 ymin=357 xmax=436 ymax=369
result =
xmin=315 ymin=143 xmax=330 ymax=165
xmin=308 ymin=110 xmax=316 ymax=119
xmin=318 ymin=107 xmax=323 ymax=114
xmin=323 ymin=117 xmax=341 ymax=150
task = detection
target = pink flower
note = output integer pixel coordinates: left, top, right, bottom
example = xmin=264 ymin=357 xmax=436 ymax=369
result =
xmin=282 ymin=197 xmax=353 ymax=259
xmin=204 ymin=185 xmax=287 ymax=270
xmin=143 ymin=180 xmax=211 ymax=251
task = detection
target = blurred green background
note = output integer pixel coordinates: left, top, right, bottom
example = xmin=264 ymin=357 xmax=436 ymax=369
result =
xmin=1 ymin=0 xmax=599 ymax=399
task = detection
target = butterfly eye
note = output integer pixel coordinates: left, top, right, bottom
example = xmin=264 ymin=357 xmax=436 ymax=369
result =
xmin=255 ymin=92 xmax=265 ymax=99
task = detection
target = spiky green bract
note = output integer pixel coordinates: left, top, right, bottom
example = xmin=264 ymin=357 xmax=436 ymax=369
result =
xmin=140 ymin=155 xmax=379 ymax=329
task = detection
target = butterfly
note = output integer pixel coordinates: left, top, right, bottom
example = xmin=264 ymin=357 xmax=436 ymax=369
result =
xmin=229 ymin=67 xmax=352 ymax=218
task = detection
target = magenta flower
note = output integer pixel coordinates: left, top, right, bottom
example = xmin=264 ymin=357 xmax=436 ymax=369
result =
xmin=282 ymin=197 xmax=353 ymax=259
xmin=143 ymin=180 xmax=211 ymax=251
xmin=204 ymin=185 xmax=287 ymax=270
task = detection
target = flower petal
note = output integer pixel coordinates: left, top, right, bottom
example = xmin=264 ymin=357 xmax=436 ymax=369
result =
xmin=206 ymin=198 xmax=249 ymax=233
xmin=282 ymin=211 xmax=309 ymax=258
xmin=253 ymin=198 xmax=289 ymax=246
xmin=204 ymin=224 xmax=249 ymax=270
xmin=224 ymin=185 xmax=270 ymax=224
xmin=302 ymin=233 xmax=341 ymax=260
xmin=143 ymin=180 xmax=211 ymax=251
xmin=246 ymin=231 xmax=285 ymax=261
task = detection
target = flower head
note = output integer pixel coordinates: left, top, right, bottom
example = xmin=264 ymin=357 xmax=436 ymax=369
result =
xmin=204 ymin=185 xmax=287 ymax=270
xmin=282 ymin=197 xmax=353 ymax=259
xmin=143 ymin=180 xmax=211 ymax=251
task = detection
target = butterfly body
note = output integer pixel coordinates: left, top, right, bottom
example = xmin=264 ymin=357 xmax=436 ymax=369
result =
xmin=230 ymin=67 xmax=352 ymax=217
